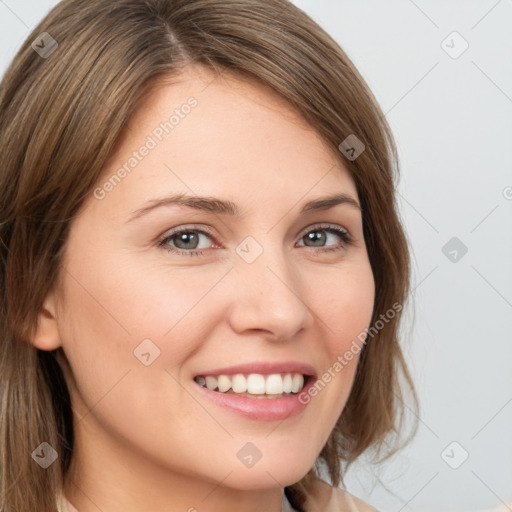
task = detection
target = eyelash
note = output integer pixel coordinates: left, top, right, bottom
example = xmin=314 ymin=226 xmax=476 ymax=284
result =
xmin=157 ymin=224 xmax=354 ymax=257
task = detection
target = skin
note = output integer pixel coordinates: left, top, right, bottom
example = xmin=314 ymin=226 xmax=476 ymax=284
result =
xmin=33 ymin=66 xmax=375 ymax=512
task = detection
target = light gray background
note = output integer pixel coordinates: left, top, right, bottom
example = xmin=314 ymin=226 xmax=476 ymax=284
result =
xmin=1 ymin=1 xmax=511 ymax=511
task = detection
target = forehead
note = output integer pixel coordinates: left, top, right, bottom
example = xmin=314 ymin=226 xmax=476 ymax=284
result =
xmin=91 ymin=65 xmax=358 ymax=218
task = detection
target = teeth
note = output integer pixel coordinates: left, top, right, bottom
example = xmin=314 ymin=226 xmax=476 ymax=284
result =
xmin=232 ymin=374 xmax=247 ymax=393
xmin=194 ymin=372 xmax=306 ymax=395
xmin=291 ymin=374 xmax=304 ymax=393
xmin=205 ymin=376 xmax=217 ymax=390
xmin=217 ymin=375 xmax=231 ymax=393
xmin=247 ymin=374 xmax=266 ymax=394
xmin=282 ymin=374 xmax=292 ymax=393
xmin=265 ymin=374 xmax=284 ymax=394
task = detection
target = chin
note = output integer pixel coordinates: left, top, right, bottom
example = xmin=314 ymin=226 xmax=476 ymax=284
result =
xmin=213 ymin=454 xmax=316 ymax=491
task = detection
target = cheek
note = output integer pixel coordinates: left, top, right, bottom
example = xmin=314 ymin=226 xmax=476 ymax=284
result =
xmin=299 ymin=261 xmax=374 ymax=425
xmin=306 ymin=261 xmax=375 ymax=354
xmin=57 ymin=255 xmax=230 ymax=462
xmin=57 ymin=251 xmax=238 ymax=426
xmin=61 ymin=248 xmax=229 ymax=352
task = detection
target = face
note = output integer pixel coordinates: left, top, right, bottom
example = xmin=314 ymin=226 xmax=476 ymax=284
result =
xmin=50 ymin=66 xmax=374 ymax=497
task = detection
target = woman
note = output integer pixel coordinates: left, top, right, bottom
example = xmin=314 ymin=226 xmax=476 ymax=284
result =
xmin=0 ymin=1 xmax=417 ymax=511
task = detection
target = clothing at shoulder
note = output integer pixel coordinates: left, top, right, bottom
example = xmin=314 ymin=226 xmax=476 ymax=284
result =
xmin=303 ymin=477 xmax=378 ymax=512
xmin=58 ymin=493 xmax=79 ymax=512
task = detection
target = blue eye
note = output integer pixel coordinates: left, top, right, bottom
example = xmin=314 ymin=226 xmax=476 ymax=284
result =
xmin=158 ymin=224 xmax=353 ymax=257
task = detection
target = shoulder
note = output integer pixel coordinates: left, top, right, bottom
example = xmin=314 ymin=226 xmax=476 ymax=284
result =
xmin=303 ymin=477 xmax=378 ymax=512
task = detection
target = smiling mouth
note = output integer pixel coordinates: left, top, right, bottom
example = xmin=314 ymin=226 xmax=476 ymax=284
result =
xmin=193 ymin=372 xmax=309 ymax=399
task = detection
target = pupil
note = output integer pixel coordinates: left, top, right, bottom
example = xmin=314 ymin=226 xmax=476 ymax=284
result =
xmin=175 ymin=232 xmax=198 ymax=249
xmin=307 ymin=231 xmax=325 ymax=246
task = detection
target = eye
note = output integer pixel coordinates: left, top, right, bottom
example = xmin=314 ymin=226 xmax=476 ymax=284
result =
xmin=158 ymin=226 xmax=217 ymax=257
xmin=296 ymin=224 xmax=353 ymax=253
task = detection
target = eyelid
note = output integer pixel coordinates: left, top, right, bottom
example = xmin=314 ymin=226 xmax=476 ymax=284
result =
xmin=296 ymin=222 xmax=351 ymax=240
xmin=158 ymin=223 xmax=215 ymax=237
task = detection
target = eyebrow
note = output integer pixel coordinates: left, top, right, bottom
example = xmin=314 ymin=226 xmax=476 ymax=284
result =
xmin=126 ymin=192 xmax=361 ymax=223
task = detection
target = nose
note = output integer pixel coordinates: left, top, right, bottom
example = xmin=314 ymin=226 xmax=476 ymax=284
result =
xmin=226 ymin=244 xmax=314 ymax=341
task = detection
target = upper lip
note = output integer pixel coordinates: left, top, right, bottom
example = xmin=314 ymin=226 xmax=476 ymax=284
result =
xmin=194 ymin=361 xmax=317 ymax=378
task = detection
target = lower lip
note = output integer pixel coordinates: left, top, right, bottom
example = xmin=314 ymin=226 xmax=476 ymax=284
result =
xmin=193 ymin=376 xmax=317 ymax=421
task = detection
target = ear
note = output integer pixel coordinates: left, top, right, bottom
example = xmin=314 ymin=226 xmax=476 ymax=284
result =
xmin=31 ymin=291 xmax=62 ymax=351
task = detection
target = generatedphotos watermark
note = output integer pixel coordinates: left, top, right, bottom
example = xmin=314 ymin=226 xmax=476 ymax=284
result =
xmin=93 ymin=96 xmax=198 ymax=200
xmin=298 ymin=301 xmax=402 ymax=404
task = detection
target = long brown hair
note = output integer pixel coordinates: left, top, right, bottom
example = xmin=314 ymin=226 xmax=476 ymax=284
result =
xmin=0 ymin=1 xmax=418 ymax=510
